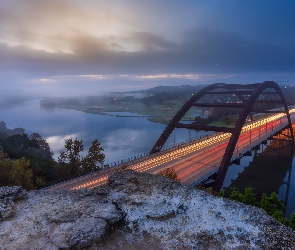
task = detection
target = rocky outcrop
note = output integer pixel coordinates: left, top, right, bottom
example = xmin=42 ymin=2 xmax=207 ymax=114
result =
xmin=0 ymin=186 xmax=27 ymax=200
xmin=0 ymin=186 xmax=27 ymax=220
xmin=0 ymin=170 xmax=294 ymax=249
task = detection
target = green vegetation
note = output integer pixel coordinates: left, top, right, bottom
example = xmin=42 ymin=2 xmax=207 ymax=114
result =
xmin=0 ymin=158 xmax=34 ymax=190
xmin=0 ymin=121 xmax=105 ymax=189
xmin=40 ymin=86 xmax=205 ymax=124
xmin=158 ymin=167 xmax=180 ymax=181
xmin=221 ymin=115 xmax=239 ymax=125
xmin=0 ymin=122 xmax=55 ymax=188
xmin=39 ymin=84 xmax=295 ymax=127
xmin=218 ymin=187 xmax=295 ymax=230
xmin=194 ymin=115 xmax=212 ymax=125
xmin=58 ymin=138 xmax=105 ymax=176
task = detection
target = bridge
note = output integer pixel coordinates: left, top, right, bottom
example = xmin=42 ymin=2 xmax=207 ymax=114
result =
xmin=228 ymin=129 xmax=295 ymax=208
xmin=45 ymin=81 xmax=295 ymax=192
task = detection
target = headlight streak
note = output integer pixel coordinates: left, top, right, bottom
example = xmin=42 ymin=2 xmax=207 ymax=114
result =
xmin=47 ymin=109 xmax=295 ymax=190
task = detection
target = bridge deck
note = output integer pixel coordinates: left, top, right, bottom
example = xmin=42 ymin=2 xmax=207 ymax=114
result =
xmin=45 ymin=110 xmax=295 ymax=191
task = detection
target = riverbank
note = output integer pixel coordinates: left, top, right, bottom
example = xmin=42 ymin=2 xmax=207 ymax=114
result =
xmin=56 ymin=101 xmax=198 ymax=124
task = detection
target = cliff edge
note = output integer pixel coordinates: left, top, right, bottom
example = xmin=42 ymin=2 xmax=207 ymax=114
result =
xmin=0 ymin=170 xmax=294 ymax=249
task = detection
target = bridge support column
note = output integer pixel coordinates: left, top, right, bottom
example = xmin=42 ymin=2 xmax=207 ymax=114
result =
xmin=149 ymin=82 xmax=294 ymax=191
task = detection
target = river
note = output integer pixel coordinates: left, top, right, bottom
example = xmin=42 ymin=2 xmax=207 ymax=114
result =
xmin=1 ymin=100 xmax=294 ymax=216
xmin=0 ymin=100 xmax=205 ymax=164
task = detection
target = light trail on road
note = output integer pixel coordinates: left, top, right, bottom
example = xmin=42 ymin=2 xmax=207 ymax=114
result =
xmin=46 ymin=109 xmax=295 ymax=191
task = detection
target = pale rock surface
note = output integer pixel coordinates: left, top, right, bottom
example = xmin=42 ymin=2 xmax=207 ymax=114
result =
xmin=0 ymin=186 xmax=27 ymax=220
xmin=0 ymin=170 xmax=294 ymax=249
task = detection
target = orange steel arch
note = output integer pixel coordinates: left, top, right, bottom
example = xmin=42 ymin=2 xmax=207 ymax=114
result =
xmin=150 ymin=81 xmax=294 ymax=191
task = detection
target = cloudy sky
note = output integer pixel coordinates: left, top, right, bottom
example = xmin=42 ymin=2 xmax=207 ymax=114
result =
xmin=1 ymin=0 xmax=295 ymax=96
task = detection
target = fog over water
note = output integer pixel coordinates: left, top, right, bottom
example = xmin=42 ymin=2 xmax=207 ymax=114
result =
xmin=0 ymin=100 xmax=205 ymax=163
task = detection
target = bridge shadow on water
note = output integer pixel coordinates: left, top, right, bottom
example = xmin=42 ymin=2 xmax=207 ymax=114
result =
xmin=223 ymin=136 xmax=295 ymax=217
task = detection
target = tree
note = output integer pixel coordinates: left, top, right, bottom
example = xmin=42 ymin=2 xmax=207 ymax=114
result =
xmin=82 ymin=139 xmax=105 ymax=173
xmin=194 ymin=116 xmax=209 ymax=125
xmin=259 ymin=192 xmax=286 ymax=216
xmin=228 ymin=187 xmax=242 ymax=202
xmin=211 ymin=107 xmax=239 ymax=121
xmin=30 ymin=133 xmax=51 ymax=151
xmin=0 ymin=121 xmax=8 ymax=138
xmin=58 ymin=138 xmax=84 ymax=175
xmin=0 ymin=157 xmax=34 ymax=190
xmin=221 ymin=188 xmax=294 ymax=229
xmin=241 ymin=187 xmax=257 ymax=206
xmin=227 ymin=187 xmax=256 ymax=206
xmin=218 ymin=189 xmax=225 ymax=197
xmin=259 ymin=193 xmax=273 ymax=214
xmin=221 ymin=115 xmax=238 ymax=125
xmin=272 ymin=210 xmax=289 ymax=225
xmin=5 ymin=134 xmax=39 ymax=150
xmin=3 ymin=134 xmax=39 ymax=159
xmin=289 ymin=213 xmax=295 ymax=229
xmin=58 ymin=138 xmax=105 ymax=176
xmin=158 ymin=167 xmax=180 ymax=181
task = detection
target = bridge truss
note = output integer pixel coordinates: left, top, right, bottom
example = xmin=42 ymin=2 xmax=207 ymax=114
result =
xmin=150 ymin=81 xmax=294 ymax=191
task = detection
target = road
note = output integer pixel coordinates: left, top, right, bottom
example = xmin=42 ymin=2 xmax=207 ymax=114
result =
xmin=46 ymin=109 xmax=295 ymax=190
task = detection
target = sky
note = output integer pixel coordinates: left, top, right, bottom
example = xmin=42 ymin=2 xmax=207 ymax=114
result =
xmin=1 ymin=0 xmax=295 ymax=97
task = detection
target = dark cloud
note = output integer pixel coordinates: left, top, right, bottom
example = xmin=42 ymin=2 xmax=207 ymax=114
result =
xmin=1 ymin=0 xmax=294 ymax=78
xmin=1 ymin=0 xmax=295 ymax=96
xmin=124 ymin=32 xmax=177 ymax=51
xmin=1 ymin=29 xmax=294 ymax=77
xmin=178 ymin=29 xmax=295 ymax=72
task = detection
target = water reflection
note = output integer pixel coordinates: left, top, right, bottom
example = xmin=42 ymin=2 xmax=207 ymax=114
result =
xmin=46 ymin=134 xmax=80 ymax=155
xmin=0 ymin=100 xmax=207 ymax=164
xmin=223 ymin=139 xmax=295 ymax=217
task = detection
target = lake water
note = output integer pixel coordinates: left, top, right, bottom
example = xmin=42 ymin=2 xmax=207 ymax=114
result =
xmin=0 ymin=100 xmax=205 ymax=164
xmin=1 ymin=100 xmax=294 ymax=216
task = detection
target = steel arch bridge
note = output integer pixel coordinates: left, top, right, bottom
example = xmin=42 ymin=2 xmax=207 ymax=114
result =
xmin=150 ymin=81 xmax=294 ymax=191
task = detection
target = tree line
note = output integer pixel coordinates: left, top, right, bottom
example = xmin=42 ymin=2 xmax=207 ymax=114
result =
xmin=0 ymin=121 xmax=105 ymax=189
xmin=219 ymin=187 xmax=295 ymax=230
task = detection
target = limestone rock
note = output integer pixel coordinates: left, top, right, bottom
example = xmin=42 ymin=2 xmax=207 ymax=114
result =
xmin=0 ymin=197 xmax=14 ymax=220
xmin=0 ymin=186 xmax=27 ymax=200
xmin=101 ymin=170 xmax=295 ymax=249
xmin=0 ymin=186 xmax=27 ymax=220
xmin=0 ymin=189 xmax=124 ymax=249
xmin=0 ymin=170 xmax=294 ymax=249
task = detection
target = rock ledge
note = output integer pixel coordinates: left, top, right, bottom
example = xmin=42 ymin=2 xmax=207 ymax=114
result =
xmin=0 ymin=170 xmax=294 ymax=249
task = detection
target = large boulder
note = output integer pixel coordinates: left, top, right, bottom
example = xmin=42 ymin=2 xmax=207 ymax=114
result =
xmin=0 ymin=170 xmax=294 ymax=249
xmin=0 ymin=186 xmax=27 ymax=220
xmin=0 ymin=186 xmax=27 ymax=200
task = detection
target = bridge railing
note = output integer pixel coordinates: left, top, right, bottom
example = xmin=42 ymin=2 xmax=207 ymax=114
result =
xmin=42 ymin=131 xmax=224 ymax=190
xmin=43 ymin=110 xmax=295 ymax=190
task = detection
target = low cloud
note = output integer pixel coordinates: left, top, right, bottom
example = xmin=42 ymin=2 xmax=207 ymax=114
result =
xmin=1 ymin=28 xmax=294 ymax=77
xmin=1 ymin=1 xmax=295 ymax=93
